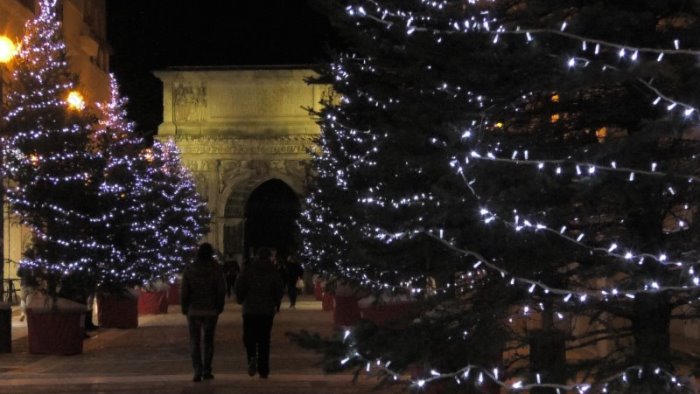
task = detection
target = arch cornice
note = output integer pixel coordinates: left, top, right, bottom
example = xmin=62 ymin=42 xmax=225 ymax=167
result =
xmin=172 ymin=135 xmax=317 ymax=156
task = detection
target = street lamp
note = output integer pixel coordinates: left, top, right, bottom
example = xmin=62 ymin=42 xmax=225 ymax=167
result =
xmin=0 ymin=35 xmax=16 ymax=302
xmin=0 ymin=36 xmax=16 ymax=63
xmin=66 ymin=90 xmax=85 ymax=111
xmin=0 ymin=35 xmax=17 ymax=102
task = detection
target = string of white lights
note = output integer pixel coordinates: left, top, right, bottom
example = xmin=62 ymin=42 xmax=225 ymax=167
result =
xmin=353 ymin=2 xmax=700 ymax=56
xmin=337 ymin=330 xmax=691 ymax=392
xmin=346 ymin=2 xmax=700 ymax=121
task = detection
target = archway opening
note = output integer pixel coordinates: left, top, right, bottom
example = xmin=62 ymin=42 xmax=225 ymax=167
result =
xmin=244 ymin=179 xmax=301 ymax=261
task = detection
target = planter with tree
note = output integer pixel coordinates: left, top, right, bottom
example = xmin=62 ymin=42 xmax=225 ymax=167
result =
xmin=3 ymin=0 xmax=105 ymax=355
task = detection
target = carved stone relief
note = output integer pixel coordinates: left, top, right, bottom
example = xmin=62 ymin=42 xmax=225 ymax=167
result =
xmin=174 ymin=136 xmax=316 ymax=155
xmin=218 ymin=160 xmax=242 ymax=193
xmin=182 ymin=159 xmax=216 ymax=172
xmin=174 ymin=82 xmax=207 ymax=123
xmin=270 ymin=160 xmax=285 ymax=171
xmin=193 ymin=172 xmax=209 ymax=202
xmin=247 ymin=160 xmax=270 ymax=176
xmin=284 ymin=160 xmax=309 ymax=179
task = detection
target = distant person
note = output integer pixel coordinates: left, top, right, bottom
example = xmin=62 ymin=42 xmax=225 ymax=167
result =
xmin=181 ymin=243 xmax=226 ymax=382
xmin=283 ymin=255 xmax=304 ymax=309
xmin=223 ymin=254 xmax=240 ymax=299
xmin=16 ymin=262 xmax=38 ymax=322
xmin=235 ymin=247 xmax=284 ymax=379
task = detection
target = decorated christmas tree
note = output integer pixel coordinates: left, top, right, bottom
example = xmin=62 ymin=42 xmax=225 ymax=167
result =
xmin=2 ymin=0 xmax=105 ymax=300
xmin=2 ymin=0 xmax=210 ymax=299
xmin=95 ymin=91 xmax=210 ymax=286
xmin=146 ymin=139 xmax=210 ymax=282
xmin=92 ymin=76 xmax=162 ymax=291
xmin=301 ymin=1 xmax=700 ymax=392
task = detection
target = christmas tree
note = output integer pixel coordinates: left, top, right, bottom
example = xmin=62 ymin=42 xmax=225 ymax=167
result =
xmin=301 ymin=1 xmax=700 ymax=392
xmin=146 ymin=139 xmax=210 ymax=282
xmin=3 ymin=0 xmax=210 ymax=297
xmin=93 ymin=75 xmax=161 ymax=291
xmin=95 ymin=97 xmax=210 ymax=286
xmin=2 ymin=0 xmax=106 ymax=300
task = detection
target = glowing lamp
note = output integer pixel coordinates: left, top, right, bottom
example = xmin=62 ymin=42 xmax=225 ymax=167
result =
xmin=551 ymin=94 xmax=560 ymax=103
xmin=0 ymin=35 xmax=16 ymax=63
xmin=66 ymin=90 xmax=85 ymax=110
xmin=550 ymin=113 xmax=560 ymax=123
xmin=142 ymin=149 xmax=154 ymax=162
xmin=596 ymin=127 xmax=607 ymax=143
xmin=29 ymin=153 xmax=40 ymax=165
xmin=494 ymin=122 xmax=504 ymax=129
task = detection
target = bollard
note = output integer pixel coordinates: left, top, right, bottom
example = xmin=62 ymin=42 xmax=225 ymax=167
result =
xmin=0 ymin=302 xmax=11 ymax=353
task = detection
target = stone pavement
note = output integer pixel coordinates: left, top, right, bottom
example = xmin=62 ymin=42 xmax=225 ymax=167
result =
xmin=0 ymin=295 xmax=402 ymax=394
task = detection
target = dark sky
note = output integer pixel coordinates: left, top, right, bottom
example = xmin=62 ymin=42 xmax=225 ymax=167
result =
xmin=106 ymin=0 xmax=336 ymax=135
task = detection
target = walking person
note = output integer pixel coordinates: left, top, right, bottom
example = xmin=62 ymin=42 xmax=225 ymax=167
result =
xmin=284 ymin=255 xmax=304 ymax=309
xmin=235 ymin=247 xmax=284 ymax=379
xmin=223 ymin=254 xmax=240 ymax=299
xmin=16 ymin=262 xmax=38 ymax=322
xmin=180 ymin=243 xmax=226 ymax=382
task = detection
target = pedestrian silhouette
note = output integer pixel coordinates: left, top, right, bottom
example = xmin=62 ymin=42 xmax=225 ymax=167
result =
xmin=235 ymin=246 xmax=284 ymax=379
xmin=180 ymin=243 xmax=226 ymax=382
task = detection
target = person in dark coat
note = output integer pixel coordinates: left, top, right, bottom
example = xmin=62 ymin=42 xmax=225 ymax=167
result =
xmin=283 ymin=255 xmax=304 ymax=309
xmin=181 ymin=243 xmax=226 ymax=382
xmin=235 ymin=246 xmax=284 ymax=379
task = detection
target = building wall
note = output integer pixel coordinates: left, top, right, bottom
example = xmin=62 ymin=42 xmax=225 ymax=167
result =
xmin=155 ymin=67 xmax=328 ymax=262
xmin=0 ymin=0 xmax=110 ymax=102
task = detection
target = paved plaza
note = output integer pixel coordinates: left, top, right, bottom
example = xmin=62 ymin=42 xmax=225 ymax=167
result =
xmin=1 ymin=295 xmax=400 ymax=394
xmin=4 ymin=294 xmax=699 ymax=394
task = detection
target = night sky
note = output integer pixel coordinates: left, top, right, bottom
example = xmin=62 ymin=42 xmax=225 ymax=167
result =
xmin=106 ymin=0 xmax=336 ymax=135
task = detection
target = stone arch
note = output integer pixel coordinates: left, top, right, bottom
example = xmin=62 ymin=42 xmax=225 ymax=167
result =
xmin=154 ymin=68 xmax=323 ymax=262
xmin=220 ymin=172 xmax=305 ymax=261
xmin=243 ymin=179 xmax=301 ymax=260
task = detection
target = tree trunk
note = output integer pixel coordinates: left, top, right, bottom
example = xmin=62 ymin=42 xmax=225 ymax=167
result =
xmin=530 ymin=329 xmax=567 ymax=394
xmin=630 ymin=292 xmax=672 ymax=392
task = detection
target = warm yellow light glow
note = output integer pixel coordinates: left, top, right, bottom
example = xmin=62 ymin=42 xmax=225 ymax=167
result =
xmin=550 ymin=113 xmax=560 ymax=123
xmin=0 ymin=35 xmax=17 ymax=63
xmin=494 ymin=122 xmax=504 ymax=129
xmin=66 ymin=91 xmax=85 ymax=111
xmin=596 ymin=127 xmax=608 ymax=142
xmin=142 ymin=149 xmax=154 ymax=162
xmin=29 ymin=154 xmax=40 ymax=165
xmin=551 ymin=94 xmax=560 ymax=103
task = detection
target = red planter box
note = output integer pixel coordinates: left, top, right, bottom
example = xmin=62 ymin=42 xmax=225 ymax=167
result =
xmin=360 ymin=302 xmax=416 ymax=328
xmin=138 ymin=290 xmax=169 ymax=315
xmin=27 ymin=309 xmax=84 ymax=355
xmin=333 ymin=295 xmax=361 ymax=327
xmin=97 ymin=294 xmax=138 ymax=329
xmin=321 ymin=292 xmax=334 ymax=311
xmin=167 ymin=282 xmax=180 ymax=305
